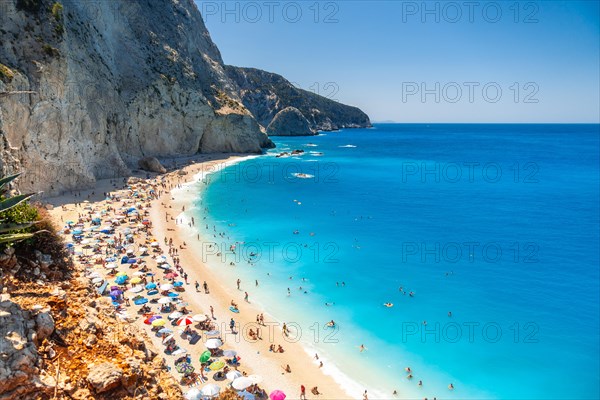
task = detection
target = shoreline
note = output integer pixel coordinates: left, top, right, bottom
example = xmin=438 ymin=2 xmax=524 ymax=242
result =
xmin=47 ymin=153 xmax=357 ymax=400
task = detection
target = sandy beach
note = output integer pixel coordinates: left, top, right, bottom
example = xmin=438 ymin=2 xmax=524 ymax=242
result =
xmin=47 ymin=153 xmax=355 ymax=400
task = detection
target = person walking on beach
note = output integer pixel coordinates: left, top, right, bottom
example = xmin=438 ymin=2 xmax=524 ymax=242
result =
xmin=363 ymin=390 xmax=368 ymax=400
xmin=210 ymin=305 xmax=215 ymax=320
xmin=195 ymin=281 xmax=199 ymax=292
xmin=230 ymin=318 xmax=236 ymax=333
xmin=203 ymin=281 xmax=209 ymax=294
xmin=244 ymin=291 xmax=249 ymax=302
xmin=300 ymin=385 xmax=307 ymax=400
xmin=237 ymin=278 xmax=241 ymax=290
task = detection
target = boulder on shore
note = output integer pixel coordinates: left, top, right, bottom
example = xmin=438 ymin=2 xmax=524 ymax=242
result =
xmin=137 ymin=157 xmax=167 ymax=174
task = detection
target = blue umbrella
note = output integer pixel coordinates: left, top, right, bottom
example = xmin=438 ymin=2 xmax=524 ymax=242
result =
xmin=173 ymin=281 xmax=184 ymax=287
xmin=92 ymin=218 xmax=101 ymax=223
xmin=145 ymin=283 xmax=157 ymax=290
xmin=120 ymin=256 xmax=129 ymax=264
xmin=167 ymin=292 xmax=179 ymax=298
xmin=106 ymin=257 xmax=116 ymax=262
xmin=134 ymin=297 xmax=148 ymax=305
xmin=110 ymin=289 xmax=122 ymax=297
xmin=115 ymin=276 xmax=127 ymax=285
xmin=127 ymin=258 xmax=137 ymax=264
xmin=73 ymin=229 xmax=83 ymax=234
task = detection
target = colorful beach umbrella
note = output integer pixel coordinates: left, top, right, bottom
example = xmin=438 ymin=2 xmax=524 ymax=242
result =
xmin=165 ymin=272 xmax=178 ymax=279
xmin=152 ymin=319 xmax=166 ymax=327
xmin=199 ymin=350 xmax=211 ymax=363
xmin=176 ymin=316 xmax=194 ymax=326
xmin=208 ymin=360 xmax=225 ymax=371
xmin=175 ymin=362 xmax=195 ymax=375
xmin=269 ymin=390 xmax=286 ymax=400
xmin=173 ymin=281 xmax=184 ymax=287
xmin=130 ymin=277 xmax=142 ymax=284
xmin=145 ymin=282 xmax=157 ymax=290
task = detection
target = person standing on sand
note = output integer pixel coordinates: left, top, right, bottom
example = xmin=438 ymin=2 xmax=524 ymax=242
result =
xmin=237 ymin=278 xmax=241 ymax=290
xmin=363 ymin=390 xmax=368 ymax=400
xmin=195 ymin=281 xmax=199 ymax=292
xmin=210 ymin=305 xmax=215 ymax=319
xmin=244 ymin=291 xmax=249 ymax=302
xmin=300 ymin=385 xmax=307 ymax=400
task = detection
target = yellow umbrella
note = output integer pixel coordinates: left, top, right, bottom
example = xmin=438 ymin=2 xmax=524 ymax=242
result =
xmin=209 ymin=360 xmax=225 ymax=371
xmin=130 ymin=277 xmax=142 ymax=284
xmin=152 ymin=319 xmax=166 ymax=327
xmin=116 ymin=271 xmax=127 ymax=277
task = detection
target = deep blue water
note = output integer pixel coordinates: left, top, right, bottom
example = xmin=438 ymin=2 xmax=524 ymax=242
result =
xmin=194 ymin=124 xmax=600 ymax=399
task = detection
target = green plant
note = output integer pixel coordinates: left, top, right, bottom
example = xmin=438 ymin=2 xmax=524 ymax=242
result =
xmin=42 ymin=44 xmax=59 ymax=57
xmin=0 ymin=63 xmax=14 ymax=84
xmin=54 ymin=23 xmax=64 ymax=35
xmin=51 ymin=2 xmax=63 ymax=21
xmin=0 ymin=173 xmax=37 ymax=245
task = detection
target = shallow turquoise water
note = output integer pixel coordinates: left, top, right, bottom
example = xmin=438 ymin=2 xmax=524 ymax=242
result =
xmin=192 ymin=124 xmax=599 ymax=399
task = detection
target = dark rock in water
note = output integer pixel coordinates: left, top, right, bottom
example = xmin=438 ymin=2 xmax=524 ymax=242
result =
xmin=137 ymin=157 xmax=167 ymax=174
xmin=267 ymin=107 xmax=314 ymax=136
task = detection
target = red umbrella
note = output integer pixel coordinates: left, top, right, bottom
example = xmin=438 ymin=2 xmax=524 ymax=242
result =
xmin=165 ymin=272 xmax=179 ymax=279
xmin=144 ymin=315 xmax=162 ymax=325
xmin=176 ymin=316 xmax=194 ymax=326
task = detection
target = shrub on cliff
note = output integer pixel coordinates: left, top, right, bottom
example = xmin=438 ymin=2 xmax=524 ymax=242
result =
xmin=0 ymin=173 xmax=37 ymax=246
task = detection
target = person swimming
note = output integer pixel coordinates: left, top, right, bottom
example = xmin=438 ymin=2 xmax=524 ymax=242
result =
xmin=384 ymin=303 xmax=393 ymax=307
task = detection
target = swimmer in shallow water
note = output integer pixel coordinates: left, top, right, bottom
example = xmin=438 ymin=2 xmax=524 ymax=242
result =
xmin=384 ymin=302 xmax=393 ymax=307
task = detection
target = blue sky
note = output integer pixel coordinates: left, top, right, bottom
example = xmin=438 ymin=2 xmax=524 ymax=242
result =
xmin=196 ymin=1 xmax=600 ymax=123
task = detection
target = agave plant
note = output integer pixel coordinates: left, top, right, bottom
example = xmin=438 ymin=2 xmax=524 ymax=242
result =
xmin=0 ymin=173 xmax=37 ymax=244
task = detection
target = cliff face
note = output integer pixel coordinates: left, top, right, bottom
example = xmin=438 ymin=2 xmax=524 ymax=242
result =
xmin=225 ymin=66 xmax=371 ymax=133
xmin=0 ymin=0 xmax=369 ymax=195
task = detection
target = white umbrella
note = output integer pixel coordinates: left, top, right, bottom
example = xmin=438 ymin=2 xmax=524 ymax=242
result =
xmin=139 ymin=247 xmax=148 ymax=252
xmin=156 ymin=256 xmax=167 ymax=263
xmin=192 ymin=314 xmax=207 ymax=322
xmin=200 ymin=384 xmax=220 ymax=397
xmin=232 ymin=377 xmax=253 ymax=390
xmin=185 ymin=388 xmax=202 ymax=400
xmin=168 ymin=311 xmax=183 ymax=320
xmin=105 ymin=263 xmax=117 ymax=269
xmin=205 ymin=338 xmax=223 ymax=349
xmin=160 ymin=283 xmax=173 ymax=291
xmin=150 ymin=242 xmax=160 ymax=247
xmin=162 ymin=334 xmax=174 ymax=343
xmin=91 ymin=277 xmax=103 ymax=284
xmin=158 ymin=297 xmax=172 ymax=304
xmin=126 ymin=248 xmax=135 ymax=254
xmin=172 ymin=348 xmax=187 ymax=355
xmin=129 ymin=286 xmax=143 ymax=293
xmin=133 ymin=271 xmax=146 ymax=276
xmin=226 ymin=370 xmax=243 ymax=381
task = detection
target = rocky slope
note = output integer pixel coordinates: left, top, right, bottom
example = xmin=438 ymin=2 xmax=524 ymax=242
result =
xmin=0 ymin=0 xmax=369 ymax=195
xmin=225 ymin=66 xmax=371 ymax=133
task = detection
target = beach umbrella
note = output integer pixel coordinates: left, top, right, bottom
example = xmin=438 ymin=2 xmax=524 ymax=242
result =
xmin=158 ymin=263 xmax=171 ymax=270
xmin=129 ymin=286 xmax=143 ymax=293
xmin=167 ymin=292 xmax=179 ymax=298
xmin=168 ymin=311 xmax=183 ymax=320
xmin=205 ymin=338 xmax=223 ymax=349
xmin=156 ymin=256 xmax=167 ymax=263
xmin=130 ymin=277 xmax=142 ymax=284
xmin=175 ymin=362 xmax=195 ymax=375
xmin=206 ymin=330 xmax=220 ymax=336
xmin=158 ymin=297 xmax=172 ymax=304
xmin=192 ymin=314 xmax=207 ymax=323
xmin=232 ymin=377 xmax=253 ymax=390
xmin=200 ymin=384 xmax=220 ymax=397
xmin=144 ymin=315 xmax=161 ymax=324
xmin=172 ymin=348 xmax=187 ymax=356
xmin=176 ymin=316 xmax=194 ymax=326
xmin=185 ymin=388 xmax=201 ymax=400
xmin=222 ymin=350 xmax=237 ymax=358
xmin=158 ymin=328 xmax=173 ymax=334
xmin=237 ymin=391 xmax=256 ymax=400
xmin=116 ymin=271 xmax=127 ymax=277
xmin=134 ymin=297 xmax=148 ymax=305
xmin=150 ymin=242 xmax=160 ymax=247
xmin=127 ymin=258 xmax=137 ymax=264
xmin=173 ymin=281 xmax=184 ymax=287
xmin=145 ymin=283 xmax=157 ymax=290
xmin=91 ymin=277 xmax=103 ymax=284
xmin=162 ymin=334 xmax=174 ymax=343
xmin=133 ymin=271 xmax=146 ymax=276
xmin=208 ymin=360 xmax=225 ymax=371
xmin=226 ymin=370 xmax=243 ymax=381
xmin=110 ymin=289 xmax=122 ymax=297
xmin=152 ymin=319 xmax=166 ymax=327
xmin=199 ymin=350 xmax=211 ymax=363
xmin=247 ymin=374 xmax=263 ymax=384
xmin=159 ymin=283 xmax=173 ymax=291
xmin=165 ymin=272 xmax=178 ymax=279
xmin=269 ymin=390 xmax=286 ymax=400
xmin=105 ymin=263 xmax=117 ymax=269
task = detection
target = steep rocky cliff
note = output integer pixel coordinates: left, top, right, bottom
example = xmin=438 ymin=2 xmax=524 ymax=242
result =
xmin=0 ymin=0 xmax=369 ymax=195
xmin=225 ymin=66 xmax=371 ymax=133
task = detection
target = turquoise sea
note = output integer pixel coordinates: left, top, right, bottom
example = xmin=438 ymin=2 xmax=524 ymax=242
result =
xmin=190 ymin=124 xmax=599 ymax=399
